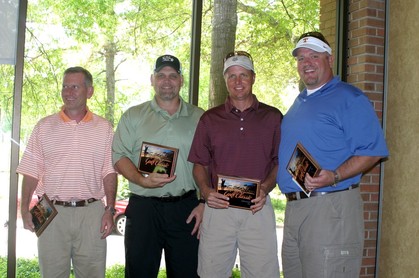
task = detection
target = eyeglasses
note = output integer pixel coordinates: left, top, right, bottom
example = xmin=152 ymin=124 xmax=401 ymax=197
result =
xmin=224 ymin=51 xmax=253 ymax=63
xmin=298 ymin=31 xmax=330 ymax=46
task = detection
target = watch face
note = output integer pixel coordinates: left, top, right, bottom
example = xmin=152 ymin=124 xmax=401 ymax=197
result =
xmin=105 ymin=206 xmax=116 ymax=215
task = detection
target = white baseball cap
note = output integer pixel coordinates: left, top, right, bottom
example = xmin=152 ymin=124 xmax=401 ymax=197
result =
xmin=223 ymin=53 xmax=255 ymax=74
xmin=292 ymin=36 xmax=332 ymax=57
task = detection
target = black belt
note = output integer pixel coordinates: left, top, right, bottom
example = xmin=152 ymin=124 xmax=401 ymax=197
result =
xmin=131 ymin=190 xmax=196 ymax=203
xmin=52 ymin=198 xmax=98 ymax=207
xmin=285 ymin=184 xmax=359 ymax=202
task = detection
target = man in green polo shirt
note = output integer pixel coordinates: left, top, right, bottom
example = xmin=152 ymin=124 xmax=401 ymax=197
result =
xmin=112 ymin=54 xmax=204 ymax=278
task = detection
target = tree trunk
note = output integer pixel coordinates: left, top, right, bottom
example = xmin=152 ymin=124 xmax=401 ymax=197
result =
xmin=104 ymin=41 xmax=116 ymax=126
xmin=209 ymin=0 xmax=237 ymax=108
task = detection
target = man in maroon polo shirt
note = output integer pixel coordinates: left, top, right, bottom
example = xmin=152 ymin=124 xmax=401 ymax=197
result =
xmin=188 ymin=51 xmax=282 ymax=278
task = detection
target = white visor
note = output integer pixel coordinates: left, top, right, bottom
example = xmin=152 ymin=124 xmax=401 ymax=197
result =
xmin=223 ymin=55 xmax=254 ymax=74
xmin=292 ymin=36 xmax=332 ymax=56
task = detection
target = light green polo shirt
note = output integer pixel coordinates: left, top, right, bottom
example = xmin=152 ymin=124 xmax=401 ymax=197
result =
xmin=112 ymin=96 xmax=204 ymax=197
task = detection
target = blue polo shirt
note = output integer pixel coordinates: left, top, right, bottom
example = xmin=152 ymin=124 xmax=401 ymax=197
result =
xmin=277 ymin=76 xmax=389 ymax=193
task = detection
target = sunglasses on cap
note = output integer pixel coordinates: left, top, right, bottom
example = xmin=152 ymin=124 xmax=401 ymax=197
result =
xmin=223 ymin=51 xmax=253 ymax=63
xmin=298 ymin=31 xmax=330 ymax=46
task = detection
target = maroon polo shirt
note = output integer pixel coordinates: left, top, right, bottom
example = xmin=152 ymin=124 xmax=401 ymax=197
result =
xmin=188 ymin=95 xmax=282 ymax=187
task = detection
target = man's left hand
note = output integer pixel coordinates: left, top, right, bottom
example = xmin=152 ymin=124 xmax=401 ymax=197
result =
xmin=100 ymin=211 xmax=115 ymax=239
xmin=250 ymin=188 xmax=267 ymax=214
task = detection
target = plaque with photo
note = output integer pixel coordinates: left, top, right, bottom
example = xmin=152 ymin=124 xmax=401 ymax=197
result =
xmin=138 ymin=142 xmax=179 ymax=177
xmin=286 ymin=142 xmax=321 ymax=197
xmin=30 ymin=194 xmax=58 ymax=237
xmin=216 ymin=175 xmax=260 ymax=210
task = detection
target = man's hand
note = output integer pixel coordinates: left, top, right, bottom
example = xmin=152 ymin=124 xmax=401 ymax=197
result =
xmin=206 ymin=191 xmax=230 ymax=209
xmin=20 ymin=175 xmax=38 ymax=233
xmin=304 ymin=169 xmax=334 ymax=191
xmin=250 ymin=188 xmax=267 ymax=214
xmin=187 ymin=203 xmax=205 ymax=239
xmin=22 ymin=211 xmax=35 ymax=232
xmin=100 ymin=211 xmax=115 ymax=239
xmin=115 ymin=157 xmax=176 ymax=189
xmin=140 ymin=172 xmax=177 ymax=188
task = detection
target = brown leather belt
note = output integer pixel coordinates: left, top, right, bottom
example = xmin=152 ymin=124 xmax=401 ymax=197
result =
xmin=53 ymin=198 xmax=98 ymax=207
xmin=131 ymin=190 xmax=196 ymax=203
xmin=285 ymin=184 xmax=359 ymax=202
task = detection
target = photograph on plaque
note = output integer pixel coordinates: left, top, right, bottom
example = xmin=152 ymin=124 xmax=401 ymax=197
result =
xmin=286 ymin=142 xmax=321 ymax=196
xmin=138 ymin=142 xmax=178 ymax=177
xmin=216 ymin=175 xmax=260 ymax=210
xmin=30 ymin=193 xmax=58 ymax=237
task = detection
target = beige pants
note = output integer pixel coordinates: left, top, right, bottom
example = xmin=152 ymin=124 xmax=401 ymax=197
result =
xmin=198 ymin=196 xmax=280 ymax=278
xmin=38 ymin=201 xmax=106 ymax=278
xmin=282 ymin=187 xmax=364 ymax=278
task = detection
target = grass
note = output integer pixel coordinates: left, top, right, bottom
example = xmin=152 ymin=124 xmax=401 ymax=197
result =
xmin=0 ymin=259 xmax=241 ymax=278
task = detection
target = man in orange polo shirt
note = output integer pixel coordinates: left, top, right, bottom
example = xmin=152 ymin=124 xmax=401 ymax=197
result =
xmin=17 ymin=66 xmax=117 ymax=278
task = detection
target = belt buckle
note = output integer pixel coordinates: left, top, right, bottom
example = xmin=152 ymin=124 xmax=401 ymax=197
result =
xmin=70 ymin=200 xmax=77 ymax=207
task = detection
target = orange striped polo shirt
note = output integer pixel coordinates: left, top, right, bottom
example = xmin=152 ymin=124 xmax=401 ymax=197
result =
xmin=16 ymin=108 xmax=116 ymax=201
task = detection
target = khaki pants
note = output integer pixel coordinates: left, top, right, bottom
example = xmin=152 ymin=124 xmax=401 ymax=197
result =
xmin=282 ymin=187 xmax=364 ymax=278
xmin=198 ymin=196 xmax=280 ymax=278
xmin=38 ymin=201 xmax=106 ymax=278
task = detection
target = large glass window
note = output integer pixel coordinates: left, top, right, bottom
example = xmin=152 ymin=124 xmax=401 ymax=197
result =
xmin=3 ymin=0 xmax=327 ymax=276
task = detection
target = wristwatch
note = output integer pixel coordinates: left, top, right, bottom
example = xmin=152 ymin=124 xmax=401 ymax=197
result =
xmin=105 ymin=205 xmax=116 ymax=215
xmin=332 ymin=170 xmax=340 ymax=187
xmin=199 ymin=198 xmax=206 ymax=204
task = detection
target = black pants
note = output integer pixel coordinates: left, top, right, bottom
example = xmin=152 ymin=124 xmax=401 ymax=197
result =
xmin=124 ymin=192 xmax=199 ymax=278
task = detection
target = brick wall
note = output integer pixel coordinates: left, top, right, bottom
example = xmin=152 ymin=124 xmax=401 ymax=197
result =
xmin=320 ymin=0 xmax=386 ymax=277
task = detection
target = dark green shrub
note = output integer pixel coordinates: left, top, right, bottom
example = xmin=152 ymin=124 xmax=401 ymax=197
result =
xmin=0 ymin=259 xmax=205 ymax=277
xmin=271 ymin=196 xmax=286 ymax=223
xmin=0 ymin=257 xmax=41 ymax=278
xmin=157 ymin=269 xmax=167 ymax=278
xmin=105 ymin=264 xmax=124 ymax=278
xmin=0 ymin=257 xmax=6 ymax=278
xmin=231 ymin=268 xmax=241 ymax=277
xmin=16 ymin=258 xmax=41 ymax=278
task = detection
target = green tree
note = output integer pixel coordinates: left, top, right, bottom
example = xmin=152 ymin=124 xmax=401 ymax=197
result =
xmin=206 ymin=0 xmax=320 ymax=109
xmin=3 ymin=0 xmax=320 ymax=142
xmin=36 ymin=0 xmax=122 ymax=126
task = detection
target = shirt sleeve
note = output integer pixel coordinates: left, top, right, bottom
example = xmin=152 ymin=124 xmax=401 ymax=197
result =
xmin=16 ymin=122 xmax=45 ymax=180
xmin=112 ymin=111 xmax=135 ymax=166
xmin=344 ymin=95 xmax=389 ymax=157
xmin=187 ymin=115 xmax=211 ymax=166
xmin=102 ymin=122 xmax=118 ymax=177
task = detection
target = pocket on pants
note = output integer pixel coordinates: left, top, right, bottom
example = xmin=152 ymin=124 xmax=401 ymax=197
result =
xmin=322 ymin=244 xmax=362 ymax=278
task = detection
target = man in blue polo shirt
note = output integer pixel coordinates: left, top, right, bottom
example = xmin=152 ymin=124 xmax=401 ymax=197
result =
xmin=277 ymin=32 xmax=389 ymax=278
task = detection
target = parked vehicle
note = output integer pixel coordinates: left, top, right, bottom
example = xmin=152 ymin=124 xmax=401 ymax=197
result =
xmin=114 ymin=198 xmax=128 ymax=236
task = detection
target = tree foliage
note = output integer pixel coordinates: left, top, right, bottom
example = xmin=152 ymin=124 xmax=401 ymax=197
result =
xmin=207 ymin=0 xmax=321 ymax=109
xmin=0 ymin=0 xmax=320 ymax=141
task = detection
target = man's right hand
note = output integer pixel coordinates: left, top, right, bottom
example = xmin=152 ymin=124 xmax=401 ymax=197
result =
xmin=206 ymin=191 xmax=230 ymax=209
xmin=22 ymin=210 xmax=35 ymax=233
xmin=140 ymin=172 xmax=177 ymax=188
xmin=20 ymin=175 xmax=39 ymax=233
xmin=115 ymin=157 xmax=177 ymax=188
